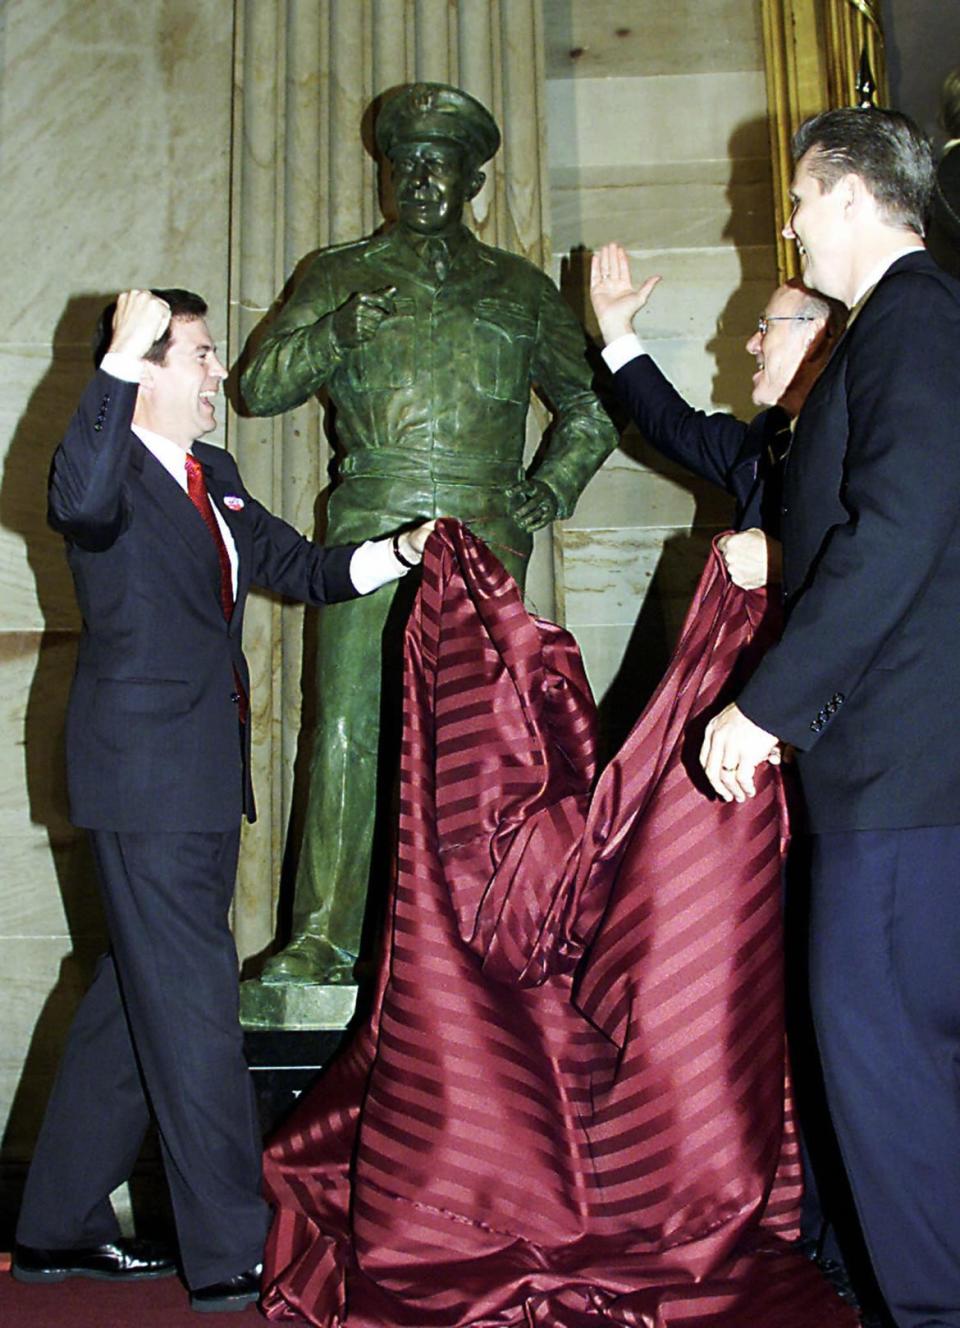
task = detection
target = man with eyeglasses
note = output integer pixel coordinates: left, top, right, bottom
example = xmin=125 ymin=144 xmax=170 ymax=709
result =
xmin=590 ymin=242 xmax=842 ymax=588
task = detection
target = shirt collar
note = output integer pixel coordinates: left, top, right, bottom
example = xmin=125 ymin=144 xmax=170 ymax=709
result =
xmin=132 ymin=424 xmax=191 ymax=488
xmin=396 ymin=224 xmax=470 ymax=264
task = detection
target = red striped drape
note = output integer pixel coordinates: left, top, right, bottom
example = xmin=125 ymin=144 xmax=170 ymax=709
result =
xmin=261 ymin=520 xmax=854 ymax=1328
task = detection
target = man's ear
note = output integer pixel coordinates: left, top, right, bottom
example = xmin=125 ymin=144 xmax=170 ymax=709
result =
xmin=466 ymin=169 xmax=485 ymax=202
xmin=842 ymin=172 xmax=867 ymax=216
xmin=805 ymin=318 xmax=830 ymax=362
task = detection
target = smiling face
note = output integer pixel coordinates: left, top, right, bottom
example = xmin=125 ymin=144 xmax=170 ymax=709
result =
xmin=390 ymin=137 xmax=482 ymax=237
xmin=137 ymin=316 xmax=227 ymax=449
xmin=744 ymin=285 xmax=823 ymax=411
xmin=782 ymin=151 xmax=853 ymax=302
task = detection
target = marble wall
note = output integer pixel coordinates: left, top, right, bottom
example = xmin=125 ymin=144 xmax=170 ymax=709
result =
xmin=0 ymin=0 xmax=234 ymax=1214
xmin=544 ymin=0 xmax=776 ymax=745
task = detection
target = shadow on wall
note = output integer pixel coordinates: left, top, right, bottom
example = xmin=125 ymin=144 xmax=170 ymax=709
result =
xmin=556 ymin=116 xmax=774 ymax=756
xmin=0 ymin=296 xmax=110 ymax=1241
xmin=709 ymin=116 xmax=780 ymax=421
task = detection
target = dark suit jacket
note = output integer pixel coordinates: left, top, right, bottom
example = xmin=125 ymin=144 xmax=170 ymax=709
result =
xmin=48 ymin=369 xmax=361 ymax=833
xmin=738 ymin=251 xmax=960 ymax=832
xmin=611 ymin=353 xmax=790 ymax=534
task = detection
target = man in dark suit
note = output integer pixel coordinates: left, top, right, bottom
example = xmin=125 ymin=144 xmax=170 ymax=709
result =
xmin=701 ymin=108 xmax=960 ymax=1328
xmin=587 ymin=241 xmax=839 ymax=584
xmin=12 ymin=289 xmax=431 ymax=1311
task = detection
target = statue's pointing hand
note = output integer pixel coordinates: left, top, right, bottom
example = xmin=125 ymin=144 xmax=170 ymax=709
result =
xmin=508 ymin=478 xmax=560 ymax=533
xmin=332 ymin=286 xmax=398 ymax=349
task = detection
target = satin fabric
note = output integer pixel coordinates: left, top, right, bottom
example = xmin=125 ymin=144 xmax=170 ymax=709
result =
xmin=261 ymin=520 xmax=854 ymax=1327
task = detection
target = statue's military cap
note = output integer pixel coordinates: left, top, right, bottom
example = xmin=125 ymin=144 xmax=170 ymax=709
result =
xmin=376 ymin=83 xmax=501 ymax=166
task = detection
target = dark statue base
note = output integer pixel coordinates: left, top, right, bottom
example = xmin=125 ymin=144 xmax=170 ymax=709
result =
xmin=243 ymin=1027 xmax=348 ymax=1136
xmin=240 ymin=982 xmax=359 ymax=1132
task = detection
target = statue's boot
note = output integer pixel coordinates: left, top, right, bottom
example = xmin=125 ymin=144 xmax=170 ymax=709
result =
xmin=260 ymin=932 xmax=357 ymax=986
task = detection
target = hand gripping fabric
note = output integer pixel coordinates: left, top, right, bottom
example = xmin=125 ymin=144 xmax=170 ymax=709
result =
xmin=261 ymin=519 xmax=856 ymax=1328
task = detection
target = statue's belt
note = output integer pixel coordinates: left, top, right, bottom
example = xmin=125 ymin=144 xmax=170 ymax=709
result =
xmin=338 ymin=451 xmax=525 ymax=486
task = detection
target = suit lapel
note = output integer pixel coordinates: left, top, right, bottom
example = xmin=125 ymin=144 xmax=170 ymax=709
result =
xmin=130 ymin=436 xmax=226 ymax=610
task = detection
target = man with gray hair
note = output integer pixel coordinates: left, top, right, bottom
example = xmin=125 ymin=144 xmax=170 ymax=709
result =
xmin=700 ymin=107 xmax=960 ymax=1327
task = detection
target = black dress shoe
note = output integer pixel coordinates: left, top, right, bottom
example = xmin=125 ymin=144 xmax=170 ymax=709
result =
xmin=189 ymin=1263 xmax=262 ymax=1313
xmin=11 ymin=1236 xmax=176 ymax=1283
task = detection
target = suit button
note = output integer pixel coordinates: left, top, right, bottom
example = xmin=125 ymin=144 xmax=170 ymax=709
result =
xmin=231 ymin=692 xmax=241 ymax=704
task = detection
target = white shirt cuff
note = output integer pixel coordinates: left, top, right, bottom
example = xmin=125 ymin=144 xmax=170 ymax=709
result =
xmin=349 ymin=538 xmax=410 ymax=594
xmin=100 ymin=351 xmax=144 ymax=383
xmin=601 ymin=333 xmax=645 ymax=375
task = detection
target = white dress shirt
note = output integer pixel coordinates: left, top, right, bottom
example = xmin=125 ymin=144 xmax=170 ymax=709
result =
xmin=600 ymin=332 xmax=646 ymax=375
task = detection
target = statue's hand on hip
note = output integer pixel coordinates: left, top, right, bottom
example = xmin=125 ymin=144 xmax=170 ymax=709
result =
xmin=508 ymin=479 xmax=560 ymax=533
xmin=332 ymin=286 xmax=398 ymax=349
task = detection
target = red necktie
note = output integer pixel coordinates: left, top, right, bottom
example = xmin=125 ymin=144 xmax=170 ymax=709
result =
xmin=185 ymin=454 xmax=247 ymax=723
xmin=185 ymin=453 xmax=234 ymax=620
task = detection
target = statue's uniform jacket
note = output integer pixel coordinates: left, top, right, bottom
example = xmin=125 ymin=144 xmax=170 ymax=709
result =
xmin=240 ymin=225 xmax=617 ymax=959
xmin=242 ymin=226 xmax=617 ymax=564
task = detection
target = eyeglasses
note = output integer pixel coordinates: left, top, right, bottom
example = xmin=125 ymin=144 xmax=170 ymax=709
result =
xmin=757 ymin=314 xmax=817 ymax=335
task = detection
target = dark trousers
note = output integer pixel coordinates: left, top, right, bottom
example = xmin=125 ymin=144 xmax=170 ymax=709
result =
xmin=16 ymin=828 xmax=269 ymax=1288
xmin=784 ymin=833 xmax=876 ymax=1284
xmin=810 ymin=825 xmax=960 ymax=1328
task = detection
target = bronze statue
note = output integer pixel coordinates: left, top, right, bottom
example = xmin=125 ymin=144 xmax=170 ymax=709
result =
xmin=242 ymin=83 xmax=617 ymax=984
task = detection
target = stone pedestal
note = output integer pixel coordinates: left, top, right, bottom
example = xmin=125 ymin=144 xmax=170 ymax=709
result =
xmin=240 ymin=981 xmax=360 ymax=1132
xmin=239 ymin=978 xmax=358 ymax=1031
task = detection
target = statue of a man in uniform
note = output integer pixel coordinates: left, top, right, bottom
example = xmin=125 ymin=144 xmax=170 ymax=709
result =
xmin=242 ymin=83 xmax=617 ymax=984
